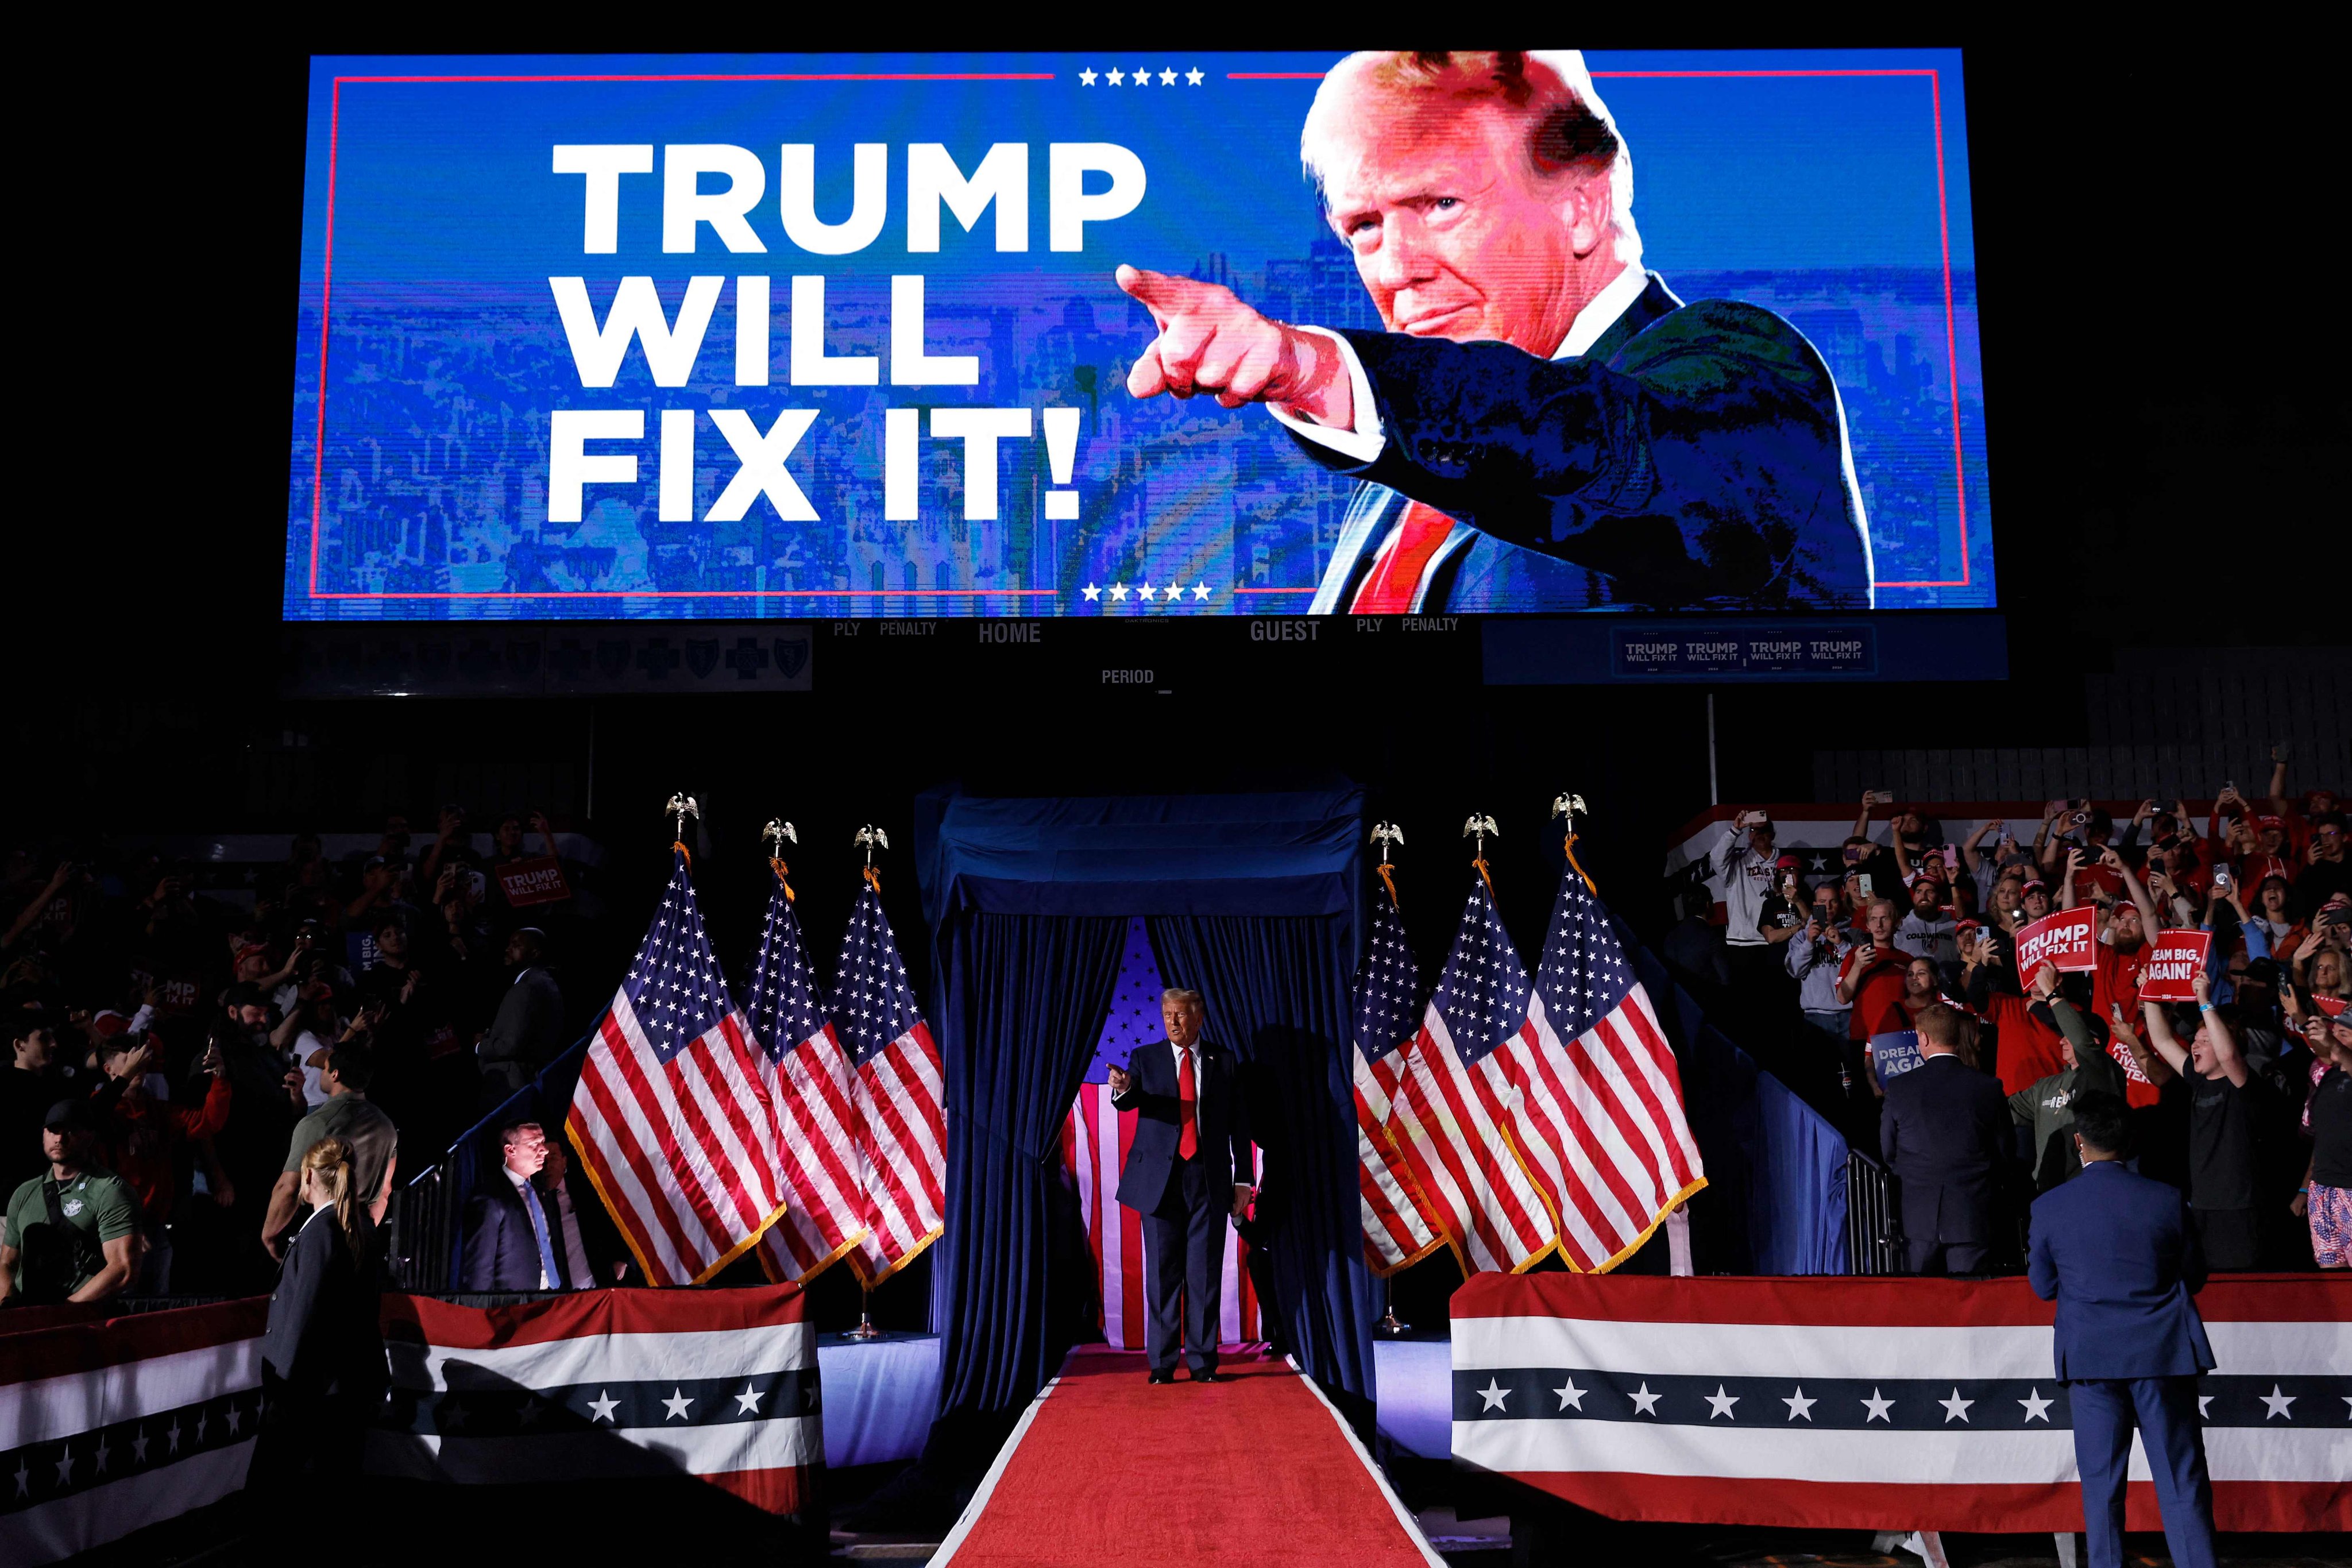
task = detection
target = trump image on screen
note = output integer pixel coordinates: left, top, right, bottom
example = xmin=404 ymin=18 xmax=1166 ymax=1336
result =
xmin=1117 ymin=49 xmax=1876 ymax=613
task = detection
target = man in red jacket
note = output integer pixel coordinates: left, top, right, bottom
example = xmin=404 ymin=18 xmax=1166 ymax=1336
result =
xmin=95 ymin=1033 xmax=231 ymax=1293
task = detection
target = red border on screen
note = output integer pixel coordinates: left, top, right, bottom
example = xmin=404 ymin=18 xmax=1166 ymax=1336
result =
xmin=305 ymin=66 xmax=1974 ymax=605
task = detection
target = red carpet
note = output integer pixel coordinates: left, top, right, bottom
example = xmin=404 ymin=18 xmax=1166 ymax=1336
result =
xmin=936 ymin=1347 xmax=1440 ymax=1566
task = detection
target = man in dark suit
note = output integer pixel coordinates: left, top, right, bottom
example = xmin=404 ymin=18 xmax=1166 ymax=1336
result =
xmin=476 ymin=928 xmax=565 ymax=1103
xmin=1115 ymin=50 xmax=1872 ymax=613
xmin=1106 ymin=988 xmax=1252 ymax=1384
xmin=2028 ymin=1091 xmax=2219 ymax=1568
xmin=1880 ymin=1003 xmax=2010 ymax=1273
xmin=458 ymin=1121 xmax=562 ymax=1291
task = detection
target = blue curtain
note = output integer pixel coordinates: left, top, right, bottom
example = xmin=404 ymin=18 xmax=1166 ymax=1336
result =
xmin=1620 ymin=922 xmax=1849 ymax=1275
xmin=1145 ymin=916 xmax=1378 ymax=1415
xmin=932 ymin=913 xmax=1128 ymax=1419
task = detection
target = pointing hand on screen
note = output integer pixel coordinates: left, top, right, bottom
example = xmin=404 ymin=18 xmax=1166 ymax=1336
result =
xmin=1117 ymin=266 xmax=1353 ymax=427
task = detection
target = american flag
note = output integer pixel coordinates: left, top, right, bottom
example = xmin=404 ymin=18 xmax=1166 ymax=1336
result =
xmin=566 ymin=851 xmax=788 ymax=1287
xmin=832 ymin=882 xmax=946 ymax=1284
xmin=1515 ymin=863 xmax=1705 ymax=1271
xmin=739 ymin=875 xmax=869 ymax=1285
xmin=1352 ymin=893 xmax=1447 ymax=1275
xmin=1384 ymin=875 xmax=1558 ymax=1274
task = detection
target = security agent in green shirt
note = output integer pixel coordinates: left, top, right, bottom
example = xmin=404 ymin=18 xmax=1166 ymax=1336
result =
xmin=0 ymin=1098 xmax=141 ymax=1306
xmin=2010 ymin=982 xmax=2129 ymax=1194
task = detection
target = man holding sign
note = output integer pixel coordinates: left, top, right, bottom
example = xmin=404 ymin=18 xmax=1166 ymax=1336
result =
xmin=2140 ymin=975 xmax=2273 ymax=1269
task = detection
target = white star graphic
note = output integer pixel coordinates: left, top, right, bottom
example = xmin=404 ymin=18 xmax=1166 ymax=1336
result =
xmin=1705 ymin=1385 xmax=1740 ymax=1420
xmin=1478 ymin=1378 xmax=1511 ymax=1412
xmin=2259 ymin=1384 xmax=2295 ymax=1420
xmin=663 ymin=1388 xmax=696 ymax=1421
xmin=92 ymin=1434 xmax=110 ymax=1474
xmin=131 ymin=1428 xmax=149 ymax=1464
xmin=1106 ymin=68 xmax=1125 ymax=86
xmin=224 ymin=1402 xmax=242 ymax=1435
xmin=1783 ymin=1387 xmax=1816 ymax=1422
xmin=55 ymin=1445 xmax=75 ymax=1485
xmin=1082 ymin=582 xmax=1100 ymax=601
xmin=1079 ymin=68 xmax=1098 ymax=86
xmin=1192 ymin=581 xmax=1210 ymax=600
xmin=1860 ymin=1388 xmax=1895 ymax=1423
xmin=2197 ymin=1395 xmax=2214 ymax=1419
xmin=1138 ymin=583 xmax=1157 ymax=601
xmin=1159 ymin=68 xmax=1177 ymax=85
xmin=167 ymin=1419 xmax=181 ymax=1453
xmin=1109 ymin=581 xmax=1129 ymax=601
xmin=735 ymin=1382 xmax=766 ymax=1416
xmin=1186 ymin=68 xmax=1205 ymax=86
xmin=1941 ymin=1388 xmax=1975 ymax=1423
xmin=2019 ymin=1388 xmax=2053 ymax=1423
xmin=1131 ymin=64 xmax=1150 ymax=86
xmin=1554 ymin=1378 xmax=1586 ymax=1412
xmin=1160 ymin=582 xmax=1182 ymax=607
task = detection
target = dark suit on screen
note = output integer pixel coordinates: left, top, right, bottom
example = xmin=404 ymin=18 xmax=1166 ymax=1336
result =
xmin=2029 ymin=1159 xmax=2219 ymax=1568
xmin=459 ymin=1166 xmax=558 ymax=1292
xmin=1298 ymin=272 xmax=1875 ymax=614
xmin=1114 ymin=1040 xmax=1249 ymax=1376
xmin=1880 ymin=1051 xmax=2010 ymax=1275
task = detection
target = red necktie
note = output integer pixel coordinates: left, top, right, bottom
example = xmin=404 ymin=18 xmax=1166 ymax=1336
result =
xmin=1349 ymin=500 xmax=1456 ymax=614
xmin=1176 ymin=1047 xmax=1199 ymax=1161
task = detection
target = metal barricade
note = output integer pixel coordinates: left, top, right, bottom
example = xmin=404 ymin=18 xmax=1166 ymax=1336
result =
xmin=1845 ymin=1149 xmax=1905 ymax=1275
xmin=388 ymin=1164 xmax=458 ymax=1292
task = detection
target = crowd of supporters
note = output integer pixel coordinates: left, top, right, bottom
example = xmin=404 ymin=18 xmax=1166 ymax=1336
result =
xmin=0 ymin=810 xmax=594 ymax=1306
xmin=1687 ymin=757 xmax=2352 ymax=1273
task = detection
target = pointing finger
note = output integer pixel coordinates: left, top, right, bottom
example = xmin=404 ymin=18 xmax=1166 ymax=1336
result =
xmin=1116 ymin=264 xmax=1201 ymax=322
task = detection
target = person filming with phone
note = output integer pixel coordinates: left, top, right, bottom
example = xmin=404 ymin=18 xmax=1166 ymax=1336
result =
xmin=1105 ymin=989 xmax=1252 ymax=1384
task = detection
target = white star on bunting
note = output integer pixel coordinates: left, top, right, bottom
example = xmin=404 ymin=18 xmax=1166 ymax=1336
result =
xmin=663 ymin=1388 xmax=696 ymax=1421
xmin=2019 ymin=1388 xmax=2053 ymax=1423
xmin=2259 ymin=1385 xmax=2295 ymax=1420
xmin=1478 ymin=1378 xmax=1511 ymax=1412
xmin=1782 ymin=1387 xmax=1816 ymax=1422
xmin=1555 ymin=1378 xmax=1585 ymax=1412
xmin=1627 ymin=1382 xmax=1661 ymax=1416
xmin=1940 ymin=1388 xmax=1975 ymax=1423
xmin=1860 ymin=1388 xmax=1894 ymax=1423
xmin=1705 ymin=1385 xmax=1740 ymax=1420
xmin=735 ymin=1382 xmax=766 ymax=1415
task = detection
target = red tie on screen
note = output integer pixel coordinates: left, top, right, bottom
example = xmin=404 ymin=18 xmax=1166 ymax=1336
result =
xmin=1176 ymin=1046 xmax=1199 ymax=1160
xmin=1349 ymin=501 xmax=1456 ymax=614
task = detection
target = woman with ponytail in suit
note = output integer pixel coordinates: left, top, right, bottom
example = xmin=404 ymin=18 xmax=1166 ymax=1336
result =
xmin=254 ymin=1137 xmax=388 ymax=1508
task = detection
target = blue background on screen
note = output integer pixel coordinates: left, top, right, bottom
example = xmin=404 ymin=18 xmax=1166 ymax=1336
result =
xmin=288 ymin=49 xmax=1990 ymax=620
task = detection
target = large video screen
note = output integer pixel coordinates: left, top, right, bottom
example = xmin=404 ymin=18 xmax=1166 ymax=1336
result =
xmin=288 ymin=49 xmax=1991 ymax=620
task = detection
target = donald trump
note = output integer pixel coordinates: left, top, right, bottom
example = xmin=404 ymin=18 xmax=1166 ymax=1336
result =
xmin=1117 ymin=49 xmax=1875 ymax=613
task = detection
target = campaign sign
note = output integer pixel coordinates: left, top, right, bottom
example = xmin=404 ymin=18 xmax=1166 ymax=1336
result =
xmin=2137 ymin=929 xmax=2212 ymax=1003
xmin=288 ymin=49 xmax=1994 ymax=621
xmin=1869 ymin=1029 xmax=1925 ymax=1084
xmin=495 ymin=856 xmax=573 ymax=907
xmin=2014 ymin=907 xmax=2098 ymax=979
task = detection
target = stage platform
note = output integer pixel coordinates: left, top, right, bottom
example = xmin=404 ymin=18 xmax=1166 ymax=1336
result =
xmin=933 ymin=1348 xmax=1441 ymax=1566
xmin=820 ymin=1334 xmax=1453 ymax=1469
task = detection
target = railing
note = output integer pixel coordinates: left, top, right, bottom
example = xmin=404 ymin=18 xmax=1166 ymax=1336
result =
xmin=1845 ymin=1149 xmax=1904 ymax=1276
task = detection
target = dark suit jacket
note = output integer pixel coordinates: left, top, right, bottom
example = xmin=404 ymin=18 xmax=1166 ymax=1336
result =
xmin=478 ymin=967 xmax=566 ymax=1072
xmin=2028 ymin=1158 xmax=2215 ymax=1380
xmin=1297 ymin=272 xmax=1874 ymax=613
xmin=262 ymin=1208 xmax=386 ymax=1400
xmin=1112 ymin=1041 xmax=1249 ymax=1215
xmin=459 ymin=1168 xmax=552 ymax=1291
xmin=1880 ymin=1053 xmax=2010 ymax=1249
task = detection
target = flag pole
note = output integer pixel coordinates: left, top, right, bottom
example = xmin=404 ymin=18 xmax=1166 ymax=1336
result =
xmin=1370 ymin=819 xmax=1410 ymax=1335
xmin=848 ymin=824 xmax=892 ymax=1341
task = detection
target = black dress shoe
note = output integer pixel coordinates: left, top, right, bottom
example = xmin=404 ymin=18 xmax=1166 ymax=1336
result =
xmin=1189 ymin=1370 xmax=1228 ymax=1383
xmin=1147 ymin=1369 xmax=1175 ymax=1384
